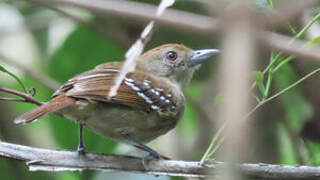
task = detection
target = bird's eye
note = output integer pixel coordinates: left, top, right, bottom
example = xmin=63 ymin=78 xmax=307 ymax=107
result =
xmin=165 ymin=51 xmax=178 ymax=61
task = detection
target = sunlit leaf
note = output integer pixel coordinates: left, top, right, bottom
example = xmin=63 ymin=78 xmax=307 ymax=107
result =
xmin=307 ymin=36 xmax=320 ymax=46
xmin=251 ymin=71 xmax=265 ymax=94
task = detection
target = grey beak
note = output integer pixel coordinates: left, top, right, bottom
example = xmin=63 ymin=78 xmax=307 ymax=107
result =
xmin=188 ymin=49 xmax=220 ymax=67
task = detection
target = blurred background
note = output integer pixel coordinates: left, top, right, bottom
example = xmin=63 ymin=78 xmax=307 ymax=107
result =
xmin=0 ymin=0 xmax=320 ymax=179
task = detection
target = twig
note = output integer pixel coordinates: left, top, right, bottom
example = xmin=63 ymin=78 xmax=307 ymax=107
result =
xmin=108 ymin=0 xmax=174 ymax=98
xmin=202 ymin=67 xmax=320 ymax=163
xmin=244 ymin=68 xmax=320 ymax=120
xmin=0 ymin=87 xmax=43 ymax=106
xmin=1 ymin=140 xmax=320 ymax=179
xmin=0 ymin=54 xmax=60 ymax=90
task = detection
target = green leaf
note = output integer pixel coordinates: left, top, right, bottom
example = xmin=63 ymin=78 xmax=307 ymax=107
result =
xmin=251 ymin=71 xmax=265 ymax=94
xmin=307 ymin=36 xmax=320 ymax=46
xmin=0 ymin=64 xmax=27 ymax=92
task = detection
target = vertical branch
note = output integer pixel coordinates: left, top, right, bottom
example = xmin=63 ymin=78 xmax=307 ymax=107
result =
xmin=210 ymin=1 xmax=257 ymax=179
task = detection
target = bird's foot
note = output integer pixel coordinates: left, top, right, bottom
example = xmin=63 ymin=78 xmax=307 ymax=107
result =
xmin=77 ymin=144 xmax=86 ymax=155
xmin=142 ymin=149 xmax=163 ymax=170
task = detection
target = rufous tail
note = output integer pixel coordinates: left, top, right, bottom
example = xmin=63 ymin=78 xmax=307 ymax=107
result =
xmin=14 ymin=95 xmax=76 ymax=124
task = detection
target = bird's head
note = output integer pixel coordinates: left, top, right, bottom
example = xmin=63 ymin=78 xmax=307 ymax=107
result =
xmin=137 ymin=44 xmax=220 ymax=89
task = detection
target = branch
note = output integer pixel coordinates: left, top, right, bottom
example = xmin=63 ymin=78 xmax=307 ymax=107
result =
xmin=1 ymin=141 xmax=320 ymax=179
xmin=0 ymin=87 xmax=43 ymax=106
xmin=260 ymin=31 xmax=320 ymax=62
xmin=24 ymin=0 xmax=220 ymax=33
xmin=22 ymin=0 xmax=319 ymax=34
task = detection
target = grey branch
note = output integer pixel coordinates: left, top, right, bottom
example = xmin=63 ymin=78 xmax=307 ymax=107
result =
xmin=22 ymin=0 xmax=320 ymax=63
xmin=261 ymin=31 xmax=320 ymax=63
xmin=1 ymin=140 xmax=320 ymax=179
xmin=24 ymin=0 xmax=220 ymax=33
xmin=22 ymin=0 xmax=319 ymax=34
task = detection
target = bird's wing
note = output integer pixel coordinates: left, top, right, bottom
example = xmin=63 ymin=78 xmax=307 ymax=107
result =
xmin=53 ymin=62 xmax=178 ymax=112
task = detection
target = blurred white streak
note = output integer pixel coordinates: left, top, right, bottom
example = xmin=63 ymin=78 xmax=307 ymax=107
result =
xmin=157 ymin=0 xmax=175 ymax=16
xmin=108 ymin=0 xmax=175 ymax=99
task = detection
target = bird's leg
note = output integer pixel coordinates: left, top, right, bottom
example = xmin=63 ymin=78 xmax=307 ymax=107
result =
xmin=77 ymin=124 xmax=86 ymax=155
xmin=124 ymin=134 xmax=163 ymax=169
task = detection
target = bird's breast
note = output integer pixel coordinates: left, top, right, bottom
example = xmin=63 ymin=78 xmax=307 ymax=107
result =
xmin=62 ymin=101 xmax=184 ymax=143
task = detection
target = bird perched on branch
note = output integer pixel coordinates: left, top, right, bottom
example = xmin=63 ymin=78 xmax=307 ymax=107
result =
xmin=14 ymin=44 xmax=220 ymax=166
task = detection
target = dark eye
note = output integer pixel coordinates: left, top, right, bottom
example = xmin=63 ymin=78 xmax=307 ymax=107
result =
xmin=165 ymin=51 xmax=178 ymax=61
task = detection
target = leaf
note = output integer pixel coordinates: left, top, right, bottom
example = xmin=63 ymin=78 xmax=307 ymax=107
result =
xmin=307 ymin=36 xmax=320 ymax=46
xmin=251 ymin=71 xmax=265 ymax=94
xmin=0 ymin=64 xmax=27 ymax=93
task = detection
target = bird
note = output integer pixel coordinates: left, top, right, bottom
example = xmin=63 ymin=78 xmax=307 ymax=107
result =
xmin=14 ymin=44 xmax=220 ymax=166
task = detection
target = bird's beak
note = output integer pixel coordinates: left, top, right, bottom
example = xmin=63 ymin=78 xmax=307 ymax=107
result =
xmin=187 ymin=49 xmax=220 ymax=67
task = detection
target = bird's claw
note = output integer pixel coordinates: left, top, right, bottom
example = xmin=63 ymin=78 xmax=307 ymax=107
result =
xmin=77 ymin=145 xmax=86 ymax=155
xmin=142 ymin=151 xmax=163 ymax=170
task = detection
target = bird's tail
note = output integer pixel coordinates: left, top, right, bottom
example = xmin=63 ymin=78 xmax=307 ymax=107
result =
xmin=14 ymin=95 xmax=76 ymax=124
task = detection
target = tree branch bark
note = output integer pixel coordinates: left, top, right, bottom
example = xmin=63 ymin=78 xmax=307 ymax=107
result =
xmin=1 ymin=140 xmax=320 ymax=179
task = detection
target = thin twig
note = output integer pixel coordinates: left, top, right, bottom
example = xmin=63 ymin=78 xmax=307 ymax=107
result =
xmin=0 ymin=87 xmax=43 ymax=106
xmin=108 ymin=0 xmax=174 ymax=98
xmin=0 ymin=54 xmax=60 ymax=90
xmin=244 ymin=68 xmax=320 ymax=120
xmin=203 ymin=68 xmax=320 ymax=162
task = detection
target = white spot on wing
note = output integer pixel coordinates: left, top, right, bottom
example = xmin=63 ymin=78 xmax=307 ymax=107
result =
xmin=125 ymin=78 xmax=134 ymax=82
xmin=155 ymin=88 xmax=163 ymax=92
xmin=143 ymin=81 xmax=150 ymax=87
xmin=137 ymin=92 xmax=153 ymax=104
xmin=151 ymin=89 xmax=160 ymax=96
xmin=124 ymin=81 xmax=141 ymax=91
xmin=151 ymin=105 xmax=159 ymax=110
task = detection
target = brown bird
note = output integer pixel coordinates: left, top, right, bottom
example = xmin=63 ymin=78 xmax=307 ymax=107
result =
xmin=14 ymin=44 xmax=220 ymax=165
